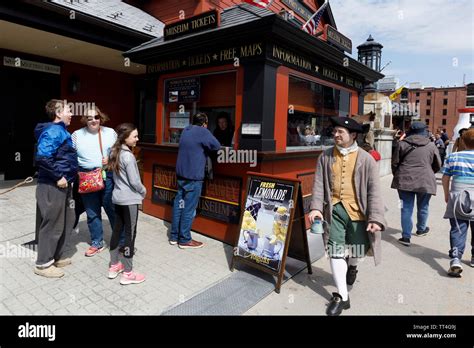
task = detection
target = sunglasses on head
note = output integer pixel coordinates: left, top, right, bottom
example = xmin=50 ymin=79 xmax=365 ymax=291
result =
xmin=87 ymin=115 xmax=100 ymax=121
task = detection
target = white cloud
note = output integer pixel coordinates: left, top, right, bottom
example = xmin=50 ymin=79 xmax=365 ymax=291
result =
xmin=330 ymin=0 xmax=474 ymax=55
xmin=381 ymin=68 xmax=410 ymax=76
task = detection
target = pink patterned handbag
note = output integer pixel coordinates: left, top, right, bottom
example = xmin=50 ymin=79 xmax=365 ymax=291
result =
xmin=78 ymin=128 xmax=105 ymax=194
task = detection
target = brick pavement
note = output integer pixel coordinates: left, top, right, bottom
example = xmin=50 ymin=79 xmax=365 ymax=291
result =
xmin=0 ymin=180 xmax=233 ymax=315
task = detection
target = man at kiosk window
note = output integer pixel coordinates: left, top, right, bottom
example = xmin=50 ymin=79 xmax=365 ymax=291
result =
xmin=170 ymin=112 xmax=221 ymax=249
xmin=309 ymin=117 xmax=386 ymax=316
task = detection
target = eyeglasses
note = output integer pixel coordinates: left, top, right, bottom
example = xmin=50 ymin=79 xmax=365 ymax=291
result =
xmin=87 ymin=115 xmax=100 ymax=121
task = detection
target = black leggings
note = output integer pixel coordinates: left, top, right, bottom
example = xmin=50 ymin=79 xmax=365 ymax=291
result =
xmin=110 ymin=204 xmax=139 ymax=272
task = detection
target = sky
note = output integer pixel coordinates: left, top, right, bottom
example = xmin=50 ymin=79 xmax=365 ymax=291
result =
xmin=329 ymin=0 xmax=474 ymax=88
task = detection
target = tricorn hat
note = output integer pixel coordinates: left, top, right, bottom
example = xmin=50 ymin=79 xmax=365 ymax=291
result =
xmin=329 ymin=117 xmax=365 ymax=133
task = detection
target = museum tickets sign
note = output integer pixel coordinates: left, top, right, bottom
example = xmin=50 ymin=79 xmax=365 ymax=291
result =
xmin=164 ymin=10 xmax=219 ymax=41
xmin=147 ymin=42 xmax=264 ymax=74
xmin=271 ymin=44 xmax=363 ymax=90
xmin=152 ymin=165 xmax=242 ymax=224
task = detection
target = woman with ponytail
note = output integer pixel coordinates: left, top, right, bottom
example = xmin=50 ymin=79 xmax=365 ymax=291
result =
xmin=107 ymin=123 xmax=146 ymax=285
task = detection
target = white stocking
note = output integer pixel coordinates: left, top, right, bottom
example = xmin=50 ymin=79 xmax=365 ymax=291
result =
xmin=348 ymin=257 xmax=359 ymax=267
xmin=330 ymin=258 xmax=348 ymax=301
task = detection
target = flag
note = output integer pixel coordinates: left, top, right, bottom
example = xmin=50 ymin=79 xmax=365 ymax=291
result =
xmin=302 ymin=0 xmax=329 ymax=36
xmin=242 ymin=0 xmax=273 ymax=8
xmin=389 ymin=86 xmax=405 ymax=101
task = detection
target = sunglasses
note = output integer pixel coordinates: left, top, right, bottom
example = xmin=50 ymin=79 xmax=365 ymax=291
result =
xmin=87 ymin=115 xmax=100 ymax=121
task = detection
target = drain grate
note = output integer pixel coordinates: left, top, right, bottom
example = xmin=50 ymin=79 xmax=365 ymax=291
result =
xmin=162 ymin=233 xmax=324 ymax=315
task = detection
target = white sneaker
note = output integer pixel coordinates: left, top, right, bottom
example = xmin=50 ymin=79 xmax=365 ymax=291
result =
xmin=448 ymin=258 xmax=463 ymax=277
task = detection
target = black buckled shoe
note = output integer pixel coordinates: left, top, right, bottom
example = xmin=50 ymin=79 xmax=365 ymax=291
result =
xmin=326 ymin=292 xmax=350 ymax=316
xmin=346 ymin=265 xmax=358 ymax=285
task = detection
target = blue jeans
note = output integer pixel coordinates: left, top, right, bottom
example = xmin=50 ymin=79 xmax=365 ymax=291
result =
xmin=398 ymin=190 xmax=432 ymax=239
xmin=81 ymin=171 xmax=122 ymax=248
xmin=170 ymin=179 xmax=203 ymax=244
xmin=449 ymin=218 xmax=474 ymax=259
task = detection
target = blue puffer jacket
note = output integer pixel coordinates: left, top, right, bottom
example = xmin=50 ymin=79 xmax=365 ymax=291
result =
xmin=34 ymin=122 xmax=78 ymax=185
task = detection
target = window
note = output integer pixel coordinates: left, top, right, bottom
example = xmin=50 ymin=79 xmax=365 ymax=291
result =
xmin=443 ymin=99 xmax=448 ymax=105
xmin=416 ymin=92 xmax=420 ymax=97
xmin=444 ymin=91 xmax=448 ymax=96
xmin=287 ymin=76 xmax=351 ymax=149
xmin=442 ymin=119 xmax=447 ymax=125
xmin=467 ymin=83 xmax=474 ymax=96
xmin=427 ymin=99 xmax=431 ymax=106
xmin=426 ymin=109 xmax=430 ymax=116
xmin=467 ymin=99 xmax=474 ymax=107
xmin=425 ymin=119 xmax=430 ymax=125
xmin=427 ymin=92 xmax=432 ymax=97
xmin=443 ymin=109 xmax=447 ymax=116
xmin=162 ymin=71 xmax=236 ymax=145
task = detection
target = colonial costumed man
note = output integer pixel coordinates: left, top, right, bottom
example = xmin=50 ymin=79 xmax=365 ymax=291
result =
xmin=309 ymin=117 xmax=386 ymax=316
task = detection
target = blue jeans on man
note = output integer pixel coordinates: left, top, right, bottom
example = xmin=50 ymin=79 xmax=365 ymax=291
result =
xmin=398 ymin=190 xmax=432 ymax=239
xmin=170 ymin=179 xmax=203 ymax=244
xmin=81 ymin=170 xmax=123 ymax=248
xmin=449 ymin=219 xmax=474 ymax=260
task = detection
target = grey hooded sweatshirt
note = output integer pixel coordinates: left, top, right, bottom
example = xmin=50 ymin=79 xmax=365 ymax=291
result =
xmin=112 ymin=144 xmax=146 ymax=205
xmin=391 ymin=134 xmax=441 ymax=195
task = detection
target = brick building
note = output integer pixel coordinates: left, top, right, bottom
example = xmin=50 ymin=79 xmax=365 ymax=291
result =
xmin=410 ymin=86 xmax=466 ymax=138
xmin=387 ymin=85 xmax=468 ymax=138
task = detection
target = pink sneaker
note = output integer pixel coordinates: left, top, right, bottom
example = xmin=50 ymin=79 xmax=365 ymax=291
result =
xmin=108 ymin=262 xmax=124 ymax=279
xmin=120 ymin=271 xmax=146 ymax=285
xmin=85 ymin=246 xmax=105 ymax=257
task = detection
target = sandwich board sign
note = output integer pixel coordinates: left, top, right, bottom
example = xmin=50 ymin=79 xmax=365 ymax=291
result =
xmin=231 ymin=172 xmax=312 ymax=293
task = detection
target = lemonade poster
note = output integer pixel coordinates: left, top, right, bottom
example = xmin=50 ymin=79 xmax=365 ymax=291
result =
xmin=237 ymin=178 xmax=295 ymax=272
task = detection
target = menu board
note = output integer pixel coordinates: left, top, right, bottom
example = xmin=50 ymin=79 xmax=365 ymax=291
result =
xmin=165 ymin=77 xmax=200 ymax=103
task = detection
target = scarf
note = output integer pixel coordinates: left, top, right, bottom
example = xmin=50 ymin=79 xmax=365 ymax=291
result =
xmin=336 ymin=142 xmax=359 ymax=156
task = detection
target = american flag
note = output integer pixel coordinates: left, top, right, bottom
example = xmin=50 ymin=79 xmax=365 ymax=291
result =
xmin=302 ymin=0 xmax=329 ymax=36
xmin=242 ymin=0 xmax=273 ymax=9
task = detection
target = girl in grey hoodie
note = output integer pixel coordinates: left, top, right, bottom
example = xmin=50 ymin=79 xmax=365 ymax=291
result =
xmin=107 ymin=123 xmax=146 ymax=285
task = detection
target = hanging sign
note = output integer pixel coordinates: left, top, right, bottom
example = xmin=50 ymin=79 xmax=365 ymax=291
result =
xmin=164 ymin=10 xmax=219 ymax=41
xmin=324 ymin=25 xmax=352 ymax=54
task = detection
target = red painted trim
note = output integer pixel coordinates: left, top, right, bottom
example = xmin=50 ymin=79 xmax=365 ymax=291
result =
xmin=275 ymin=66 xmax=290 ymax=151
xmin=234 ymin=65 xmax=244 ymax=150
xmin=458 ymin=108 xmax=474 ymax=113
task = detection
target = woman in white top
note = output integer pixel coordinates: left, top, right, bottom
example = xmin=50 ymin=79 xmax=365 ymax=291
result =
xmin=72 ymin=106 xmax=119 ymax=257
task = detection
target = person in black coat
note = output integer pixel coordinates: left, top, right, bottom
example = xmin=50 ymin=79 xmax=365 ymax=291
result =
xmin=213 ymin=112 xmax=234 ymax=147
